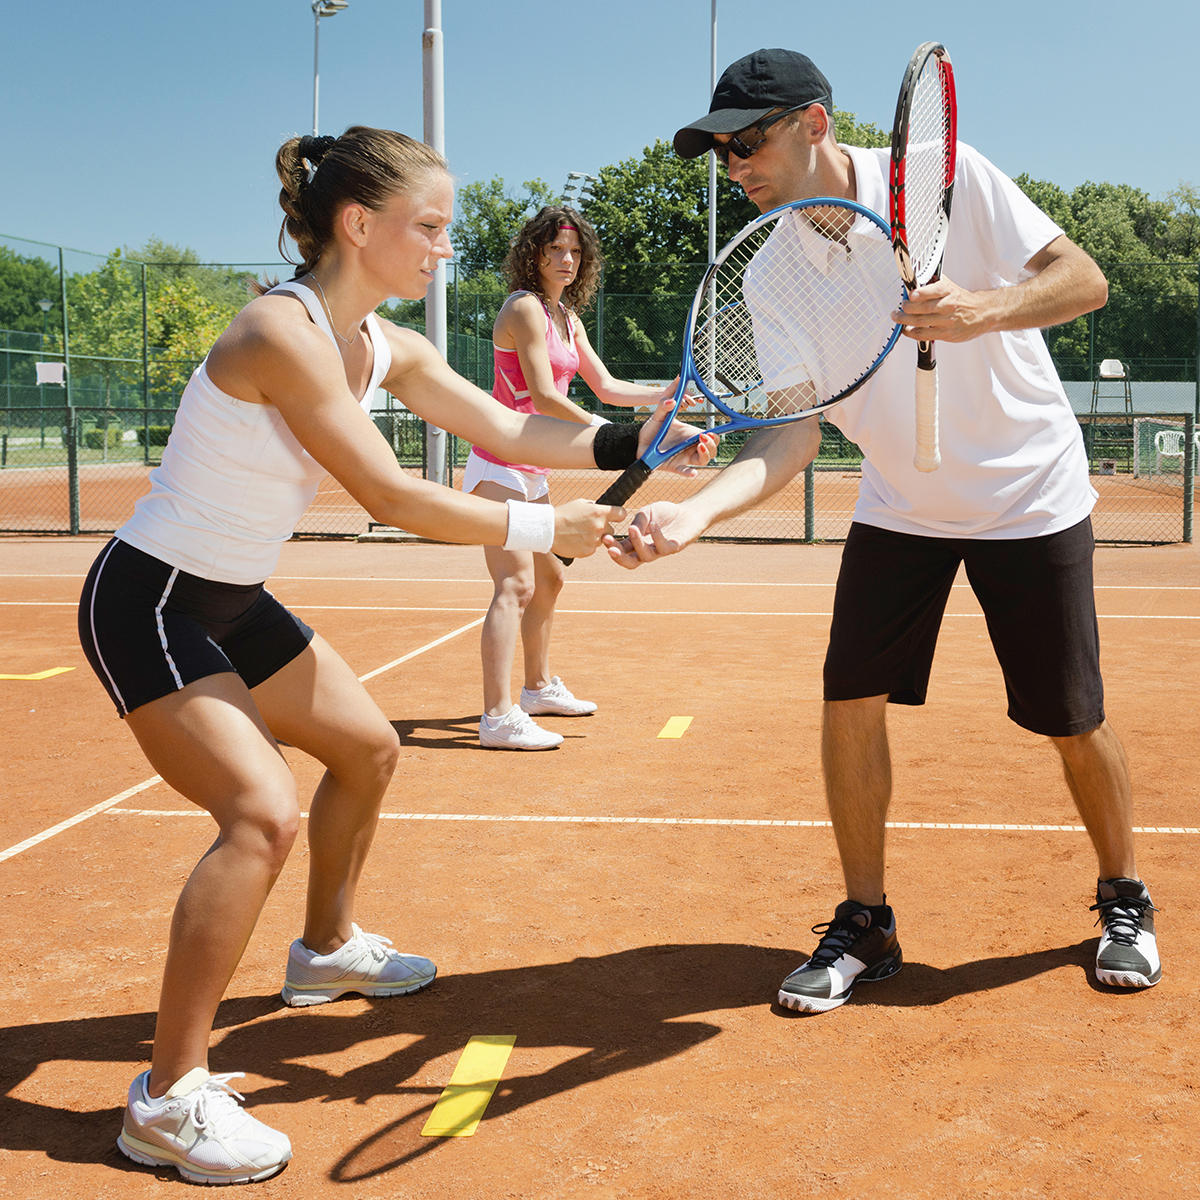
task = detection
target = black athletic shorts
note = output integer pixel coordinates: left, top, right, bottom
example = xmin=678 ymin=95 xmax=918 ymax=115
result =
xmin=78 ymin=538 xmax=315 ymax=718
xmin=823 ymin=517 xmax=1104 ymax=737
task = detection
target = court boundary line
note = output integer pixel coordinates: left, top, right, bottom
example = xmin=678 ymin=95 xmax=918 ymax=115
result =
xmin=101 ymin=809 xmax=1200 ymax=835
xmin=0 ymin=776 xmax=163 ymax=864
xmin=8 ymin=602 xmax=1200 ymax=622
xmin=0 ymin=619 xmax=486 ymax=865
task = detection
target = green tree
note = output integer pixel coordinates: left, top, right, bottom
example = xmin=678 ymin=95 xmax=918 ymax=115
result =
xmin=834 ymin=110 xmax=891 ymax=150
xmin=452 ymin=177 xmax=557 ymax=290
xmin=125 ymin=237 xmax=256 ymax=314
xmin=67 ymin=250 xmax=143 ymax=405
xmin=148 ymin=276 xmax=238 ymax=397
xmin=0 ymin=246 xmax=61 ymax=336
xmin=1014 ymin=176 xmax=1200 ymax=378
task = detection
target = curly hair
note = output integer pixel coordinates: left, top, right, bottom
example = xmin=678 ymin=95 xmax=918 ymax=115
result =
xmin=502 ymin=206 xmax=604 ymax=313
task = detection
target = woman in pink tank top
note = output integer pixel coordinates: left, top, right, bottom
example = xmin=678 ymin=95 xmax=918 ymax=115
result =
xmin=467 ymin=206 xmax=677 ymax=750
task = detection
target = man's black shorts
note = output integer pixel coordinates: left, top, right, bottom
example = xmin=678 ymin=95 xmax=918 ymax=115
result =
xmin=78 ymin=538 xmax=315 ymax=718
xmin=823 ymin=517 xmax=1104 ymax=738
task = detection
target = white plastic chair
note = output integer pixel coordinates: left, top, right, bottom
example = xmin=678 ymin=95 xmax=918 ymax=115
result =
xmin=1154 ymin=429 xmax=1186 ymax=475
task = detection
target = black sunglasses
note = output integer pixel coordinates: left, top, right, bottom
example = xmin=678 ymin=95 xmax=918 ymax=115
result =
xmin=712 ymin=99 xmax=830 ymax=166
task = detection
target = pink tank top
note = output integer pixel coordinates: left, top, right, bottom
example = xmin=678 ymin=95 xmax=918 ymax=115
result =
xmin=472 ymin=292 xmax=581 ymax=474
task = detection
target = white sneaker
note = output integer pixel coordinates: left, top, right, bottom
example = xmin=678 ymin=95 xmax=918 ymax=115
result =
xmin=117 ymin=1068 xmax=292 ymax=1185
xmin=479 ymin=706 xmax=564 ymax=750
xmin=519 ymin=676 xmax=597 ymax=716
xmin=281 ymin=923 xmax=437 ymax=1007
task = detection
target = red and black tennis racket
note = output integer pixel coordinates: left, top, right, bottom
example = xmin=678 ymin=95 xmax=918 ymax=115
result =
xmin=889 ymin=41 xmax=957 ymax=473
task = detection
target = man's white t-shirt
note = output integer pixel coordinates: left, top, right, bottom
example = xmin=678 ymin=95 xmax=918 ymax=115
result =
xmin=750 ymin=142 xmax=1096 ymax=539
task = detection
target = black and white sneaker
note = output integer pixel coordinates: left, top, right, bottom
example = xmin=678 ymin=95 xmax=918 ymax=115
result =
xmin=778 ymin=899 xmax=903 ymax=1013
xmin=1092 ymin=878 xmax=1161 ymax=988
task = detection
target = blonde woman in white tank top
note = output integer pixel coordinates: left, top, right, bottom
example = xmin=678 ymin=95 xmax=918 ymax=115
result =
xmin=79 ymin=128 xmax=714 ymax=1185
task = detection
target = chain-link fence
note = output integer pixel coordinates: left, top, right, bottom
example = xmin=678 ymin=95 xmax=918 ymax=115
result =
xmin=2 ymin=231 xmax=1197 ymax=544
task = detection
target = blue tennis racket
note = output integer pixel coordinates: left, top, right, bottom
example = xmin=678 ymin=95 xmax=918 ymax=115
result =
xmin=574 ymin=197 xmax=904 ymax=533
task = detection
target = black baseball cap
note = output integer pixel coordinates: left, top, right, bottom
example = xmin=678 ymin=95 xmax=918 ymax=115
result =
xmin=674 ymin=49 xmax=833 ymax=159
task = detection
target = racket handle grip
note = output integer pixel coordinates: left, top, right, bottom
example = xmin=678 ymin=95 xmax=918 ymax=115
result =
xmin=914 ymin=361 xmax=940 ymax=473
xmin=557 ymin=459 xmax=654 ymax=567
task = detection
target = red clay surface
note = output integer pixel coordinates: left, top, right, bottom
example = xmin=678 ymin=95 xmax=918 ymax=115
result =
xmin=2 ymin=535 xmax=1199 ymax=1198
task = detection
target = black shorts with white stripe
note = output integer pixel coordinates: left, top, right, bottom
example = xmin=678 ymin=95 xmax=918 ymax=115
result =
xmin=78 ymin=537 xmax=314 ymax=718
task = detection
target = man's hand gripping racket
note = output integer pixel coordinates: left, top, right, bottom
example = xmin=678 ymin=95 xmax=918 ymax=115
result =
xmin=889 ymin=41 xmax=957 ymax=473
xmin=573 ymin=197 xmax=905 ymax=565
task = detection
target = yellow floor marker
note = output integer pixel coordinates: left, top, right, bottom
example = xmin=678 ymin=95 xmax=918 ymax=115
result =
xmin=657 ymin=716 xmax=693 ymax=739
xmin=0 ymin=667 xmax=74 ymax=681
xmin=421 ymin=1035 xmax=516 ymax=1138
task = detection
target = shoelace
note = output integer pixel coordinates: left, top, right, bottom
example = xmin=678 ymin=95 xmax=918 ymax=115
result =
xmin=354 ymin=928 xmax=398 ymax=963
xmin=1090 ymin=894 xmax=1157 ymax=946
xmin=175 ymin=1073 xmax=247 ymax=1132
xmin=807 ymin=916 xmax=870 ymax=966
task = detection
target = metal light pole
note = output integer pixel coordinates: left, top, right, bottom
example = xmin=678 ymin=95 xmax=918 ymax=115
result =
xmin=706 ymin=0 xmax=718 ymax=428
xmin=312 ymin=0 xmax=349 ymax=137
xmin=423 ymin=0 xmax=448 ymax=485
xmin=36 ymin=298 xmax=52 ymax=347
xmin=708 ymin=0 xmax=717 ymax=266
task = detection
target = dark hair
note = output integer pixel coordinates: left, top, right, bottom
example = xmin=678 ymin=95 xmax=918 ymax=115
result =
xmin=502 ymin=206 xmax=604 ymax=314
xmin=257 ymin=126 xmax=447 ymax=293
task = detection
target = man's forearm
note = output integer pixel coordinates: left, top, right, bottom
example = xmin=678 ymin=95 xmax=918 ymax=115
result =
xmin=684 ymin=419 xmax=821 ymax=528
xmin=984 ymin=241 xmax=1108 ymax=333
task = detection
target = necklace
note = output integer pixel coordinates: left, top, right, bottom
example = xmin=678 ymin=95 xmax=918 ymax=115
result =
xmin=309 ymin=272 xmax=360 ymax=346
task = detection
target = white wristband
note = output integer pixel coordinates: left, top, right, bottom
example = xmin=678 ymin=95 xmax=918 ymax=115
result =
xmin=504 ymin=499 xmax=556 ymax=553
xmin=589 ymin=412 xmax=611 ymax=426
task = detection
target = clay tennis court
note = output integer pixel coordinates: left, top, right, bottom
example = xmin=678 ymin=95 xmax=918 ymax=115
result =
xmin=2 ymin=533 xmax=1198 ymax=1197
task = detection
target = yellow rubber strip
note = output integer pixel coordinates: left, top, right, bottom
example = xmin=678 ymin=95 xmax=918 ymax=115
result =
xmin=657 ymin=716 xmax=693 ymax=739
xmin=0 ymin=667 xmax=75 ymax=680
xmin=420 ymin=1035 xmax=516 ymax=1137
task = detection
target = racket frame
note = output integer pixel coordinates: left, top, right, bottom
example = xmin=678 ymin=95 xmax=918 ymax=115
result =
xmin=889 ymin=41 xmax=957 ymax=473
xmin=636 ymin=196 xmax=905 ymax=476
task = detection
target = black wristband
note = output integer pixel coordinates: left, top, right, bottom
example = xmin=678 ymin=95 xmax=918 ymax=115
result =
xmin=592 ymin=420 xmax=642 ymax=471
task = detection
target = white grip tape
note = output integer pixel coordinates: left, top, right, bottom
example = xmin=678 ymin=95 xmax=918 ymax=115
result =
xmin=589 ymin=412 xmax=611 ymax=426
xmin=914 ymin=366 xmax=941 ymax=473
xmin=504 ymin=499 xmax=556 ymax=553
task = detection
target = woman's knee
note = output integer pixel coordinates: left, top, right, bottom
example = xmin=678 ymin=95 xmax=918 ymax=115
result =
xmin=225 ymin=789 xmax=302 ymax=869
xmin=493 ymin=571 xmax=537 ymax=610
xmin=323 ymin=720 xmax=401 ymax=791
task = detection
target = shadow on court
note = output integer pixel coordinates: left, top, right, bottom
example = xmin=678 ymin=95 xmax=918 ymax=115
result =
xmin=0 ymin=936 xmax=1111 ymax=1181
xmin=388 ymin=715 xmax=589 ymax=752
xmin=770 ymin=937 xmax=1104 ymax=1016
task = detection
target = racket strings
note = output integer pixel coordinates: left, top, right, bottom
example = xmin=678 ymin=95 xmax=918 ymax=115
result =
xmin=693 ymin=210 xmax=903 ymax=414
xmin=903 ymin=58 xmax=951 ymax=281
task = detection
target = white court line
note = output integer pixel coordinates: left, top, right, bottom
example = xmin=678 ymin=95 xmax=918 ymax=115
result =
xmin=6 ymin=574 xmax=1200 ymax=592
xmin=0 ymin=776 xmax=163 ymax=864
xmin=102 ymin=809 xmax=1200 ymax=835
xmin=0 ymin=621 xmax=484 ymax=864
xmin=7 ymin=601 xmax=1200 ymax=620
xmin=358 ymin=617 xmax=484 ymax=682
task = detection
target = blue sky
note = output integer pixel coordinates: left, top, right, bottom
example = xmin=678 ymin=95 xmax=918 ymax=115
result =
xmin=3 ymin=0 xmax=1197 ymax=265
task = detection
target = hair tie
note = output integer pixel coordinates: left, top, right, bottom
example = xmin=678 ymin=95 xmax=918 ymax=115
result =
xmin=298 ymin=134 xmax=338 ymax=185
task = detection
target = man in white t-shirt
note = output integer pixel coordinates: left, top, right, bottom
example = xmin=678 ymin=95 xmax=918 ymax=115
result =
xmin=607 ymin=48 xmax=1160 ymax=1011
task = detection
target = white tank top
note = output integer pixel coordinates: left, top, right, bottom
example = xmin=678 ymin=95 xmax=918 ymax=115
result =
xmin=116 ymin=281 xmax=391 ymax=584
